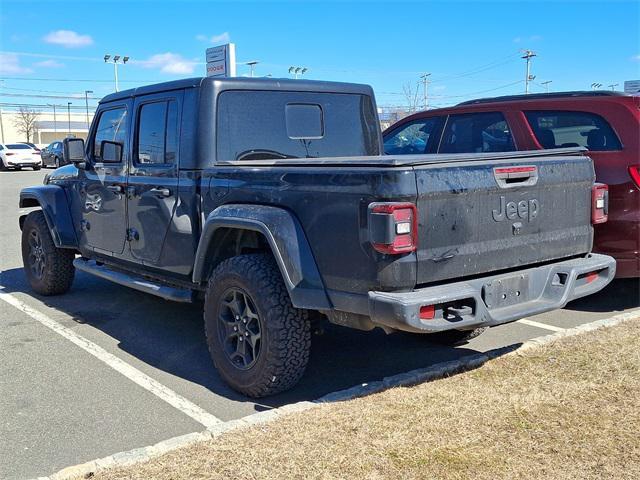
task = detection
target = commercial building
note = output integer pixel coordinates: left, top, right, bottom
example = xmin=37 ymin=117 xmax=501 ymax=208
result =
xmin=0 ymin=109 xmax=94 ymax=147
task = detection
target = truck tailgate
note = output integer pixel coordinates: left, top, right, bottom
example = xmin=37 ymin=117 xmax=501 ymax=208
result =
xmin=413 ymin=152 xmax=594 ymax=285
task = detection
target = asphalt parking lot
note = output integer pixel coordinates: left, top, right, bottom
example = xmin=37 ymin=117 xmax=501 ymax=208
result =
xmin=1 ymin=169 xmax=639 ymax=480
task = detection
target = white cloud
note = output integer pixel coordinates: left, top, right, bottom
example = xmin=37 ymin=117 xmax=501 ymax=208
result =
xmin=43 ymin=30 xmax=93 ymax=48
xmin=137 ymin=53 xmax=197 ymax=75
xmin=514 ymin=35 xmax=542 ymax=44
xmin=631 ymin=54 xmax=640 ymax=62
xmin=33 ymin=59 xmax=64 ymax=68
xmin=0 ymin=53 xmax=33 ymax=74
xmin=196 ymin=32 xmax=231 ymax=44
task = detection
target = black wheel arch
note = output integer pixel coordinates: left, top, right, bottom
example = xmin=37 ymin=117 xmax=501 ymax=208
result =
xmin=193 ymin=204 xmax=331 ymax=311
xmin=19 ymin=185 xmax=79 ymax=249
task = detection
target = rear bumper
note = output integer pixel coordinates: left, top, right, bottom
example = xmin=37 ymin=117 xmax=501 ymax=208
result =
xmin=610 ymin=252 xmax=640 ymax=278
xmin=5 ymin=159 xmax=41 ymax=166
xmin=368 ymin=253 xmax=616 ymax=333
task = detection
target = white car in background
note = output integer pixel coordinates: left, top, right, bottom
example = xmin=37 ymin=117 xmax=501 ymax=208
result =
xmin=0 ymin=143 xmax=42 ymax=171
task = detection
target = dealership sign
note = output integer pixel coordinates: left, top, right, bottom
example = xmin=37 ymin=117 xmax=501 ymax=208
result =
xmin=206 ymin=43 xmax=236 ymax=78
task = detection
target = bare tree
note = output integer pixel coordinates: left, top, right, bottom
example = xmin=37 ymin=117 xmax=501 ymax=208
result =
xmin=402 ymin=81 xmax=421 ymax=113
xmin=13 ymin=107 xmax=39 ymax=142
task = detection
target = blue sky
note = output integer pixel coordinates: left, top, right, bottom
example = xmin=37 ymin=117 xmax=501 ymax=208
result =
xmin=1 ymin=0 xmax=639 ymax=112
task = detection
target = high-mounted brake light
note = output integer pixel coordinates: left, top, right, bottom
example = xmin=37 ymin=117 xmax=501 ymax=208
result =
xmin=591 ymin=183 xmax=609 ymax=225
xmin=494 ymin=166 xmax=536 ymax=175
xmin=629 ymin=165 xmax=640 ymax=190
xmin=369 ymin=202 xmax=418 ymax=254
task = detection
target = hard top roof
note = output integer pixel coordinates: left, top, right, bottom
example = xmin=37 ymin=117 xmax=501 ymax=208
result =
xmin=100 ymin=77 xmax=374 ymax=104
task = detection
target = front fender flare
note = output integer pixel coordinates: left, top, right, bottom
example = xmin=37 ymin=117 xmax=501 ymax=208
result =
xmin=193 ymin=204 xmax=331 ymax=310
xmin=19 ymin=185 xmax=78 ymax=249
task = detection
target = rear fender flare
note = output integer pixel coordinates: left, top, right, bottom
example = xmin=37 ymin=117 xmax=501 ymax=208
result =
xmin=193 ymin=204 xmax=331 ymax=310
xmin=19 ymin=185 xmax=78 ymax=249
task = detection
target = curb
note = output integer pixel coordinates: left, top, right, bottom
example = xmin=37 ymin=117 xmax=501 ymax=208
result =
xmin=37 ymin=308 xmax=640 ymax=480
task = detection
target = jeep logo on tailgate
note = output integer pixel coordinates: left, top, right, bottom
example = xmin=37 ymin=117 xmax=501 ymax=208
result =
xmin=492 ymin=196 xmax=539 ymax=222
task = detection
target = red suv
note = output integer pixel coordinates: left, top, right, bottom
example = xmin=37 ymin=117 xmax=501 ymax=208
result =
xmin=382 ymin=91 xmax=640 ymax=277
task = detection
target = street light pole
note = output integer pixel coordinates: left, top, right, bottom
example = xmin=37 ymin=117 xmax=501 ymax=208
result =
xmin=608 ymin=83 xmax=619 ymax=91
xmin=245 ymin=61 xmax=259 ymax=77
xmin=84 ymin=90 xmax=93 ymax=129
xmin=67 ymin=102 xmax=72 ymax=135
xmin=288 ymin=66 xmax=308 ymax=79
xmin=104 ymin=55 xmax=130 ymax=92
xmin=0 ymin=80 xmax=4 ymax=143
xmin=46 ymin=104 xmax=58 ymax=134
xmin=541 ymin=80 xmax=552 ymax=93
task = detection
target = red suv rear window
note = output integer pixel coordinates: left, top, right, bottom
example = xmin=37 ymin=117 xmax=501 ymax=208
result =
xmin=525 ymin=110 xmax=622 ymax=151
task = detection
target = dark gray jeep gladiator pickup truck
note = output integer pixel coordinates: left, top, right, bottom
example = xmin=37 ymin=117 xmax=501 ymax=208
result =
xmin=19 ymin=77 xmax=615 ymax=397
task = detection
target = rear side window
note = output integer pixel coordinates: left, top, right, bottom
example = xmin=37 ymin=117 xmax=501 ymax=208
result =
xmin=383 ymin=117 xmax=442 ymax=155
xmin=439 ymin=112 xmax=515 ymax=154
xmin=525 ymin=110 xmax=622 ymax=151
xmin=216 ymin=91 xmax=380 ymax=161
xmin=93 ymin=107 xmax=128 ymax=162
xmin=135 ymin=100 xmax=178 ymax=165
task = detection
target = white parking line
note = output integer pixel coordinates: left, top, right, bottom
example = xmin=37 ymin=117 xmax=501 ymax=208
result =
xmin=0 ymin=289 xmax=223 ymax=429
xmin=517 ymin=318 xmax=566 ymax=332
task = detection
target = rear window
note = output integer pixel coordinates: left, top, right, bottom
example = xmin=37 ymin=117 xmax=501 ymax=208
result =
xmin=7 ymin=144 xmax=31 ymax=149
xmin=438 ymin=112 xmax=515 ymax=154
xmin=525 ymin=110 xmax=622 ymax=151
xmin=216 ymin=91 xmax=380 ymax=161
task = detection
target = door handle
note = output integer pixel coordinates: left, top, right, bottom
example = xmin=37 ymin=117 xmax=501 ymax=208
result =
xmin=149 ymin=187 xmax=172 ymax=197
xmin=106 ymin=185 xmax=123 ymax=194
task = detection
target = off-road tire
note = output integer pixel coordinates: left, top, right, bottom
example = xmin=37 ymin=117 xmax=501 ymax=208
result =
xmin=21 ymin=210 xmax=75 ymax=295
xmin=204 ymin=253 xmax=311 ymax=397
xmin=427 ymin=327 xmax=487 ymax=346
xmin=33 ymin=165 xmax=41 ymax=171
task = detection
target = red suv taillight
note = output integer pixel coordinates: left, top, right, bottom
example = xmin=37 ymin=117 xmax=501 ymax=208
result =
xmin=369 ymin=202 xmax=418 ymax=254
xmin=591 ymin=183 xmax=609 ymax=224
xmin=629 ymin=165 xmax=640 ymax=190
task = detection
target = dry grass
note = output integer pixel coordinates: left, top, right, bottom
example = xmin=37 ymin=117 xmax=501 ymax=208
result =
xmin=95 ymin=321 xmax=640 ymax=480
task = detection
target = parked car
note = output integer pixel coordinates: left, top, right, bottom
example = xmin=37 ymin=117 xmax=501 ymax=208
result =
xmin=0 ymin=143 xmax=42 ymax=170
xmin=19 ymin=78 xmax=614 ymax=397
xmin=18 ymin=142 xmax=41 ymax=152
xmin=40 ymin=141 xmax=65 ymax=168
xmin=383 ymin=91 xmax=640 ymax=278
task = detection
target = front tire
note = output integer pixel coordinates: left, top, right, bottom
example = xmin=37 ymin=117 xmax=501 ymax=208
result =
xmin=204 ymin=254 xmax=311 ymax=398
xmin=21 ymin=210 xmax=75 ymax=295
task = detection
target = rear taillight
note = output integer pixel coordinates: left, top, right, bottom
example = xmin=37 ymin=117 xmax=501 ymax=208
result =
xmin=419 ymin=304 xmax=435 ymax=320
xmin=629 ymin=165 xmax=640 ymax=190
xmin=369 ymin=202 xmax=418 ymax=254
xmin=33 ymin=152 xmax=40 ymax=155
xmin=591 ymin=183 xmax=609 ymax=224
xmin=5 ymin=152 xmax=14 ymax=156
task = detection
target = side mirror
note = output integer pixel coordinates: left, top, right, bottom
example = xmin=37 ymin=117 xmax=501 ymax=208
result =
xmin=63 ymin=138 xmax=86 ymax=169
xmin=100 ymin=140 xmax=123 ymax=163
